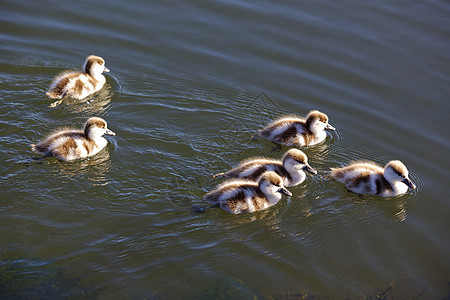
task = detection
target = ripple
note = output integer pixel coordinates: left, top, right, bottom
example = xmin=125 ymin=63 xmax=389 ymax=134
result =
xmin=407 ymin=168 xmax=429 ymax=195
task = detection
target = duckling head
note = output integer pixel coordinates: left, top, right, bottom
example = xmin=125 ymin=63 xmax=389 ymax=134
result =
xmin=83 ymin=55 xmax=109 ymax=76
xmin=282 ymin=149 xmax=317 ymax=174
xmin=384 ymin=160 xmax=416 ymax=189
xmin=84 ymin=117 xmax=116 ymax=140
xmin=305 ymin=110 xmax=335 ymax=134
xmin=258 ymin=171 xmax=292 ymax=197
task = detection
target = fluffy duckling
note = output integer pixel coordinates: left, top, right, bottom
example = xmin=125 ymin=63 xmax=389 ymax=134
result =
xmin=330 ymin=160 xmax=416 ymax=197
xmin=31 ymin=117 xmax=115 ymax=161
xmin=205 ymin=171 xmax=292 ymax=214
xmin=259 ymin=110 xmax=335 ymax=147
xmin=46 ymin=55 xmax=110 ymax=100
xmin=214 ymin=149 xmax=317 ymax=187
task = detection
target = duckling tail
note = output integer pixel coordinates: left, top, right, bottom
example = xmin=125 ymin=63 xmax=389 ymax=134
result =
xmin=30 ymin=143 xmax=40 ymax=152
xmin=31 ymin=143 xmax=48 ymax=154
xmin=212 ymin=172 xmax=225 ymax=178
xmin=46 ymin=90 xmax=64 ymax=100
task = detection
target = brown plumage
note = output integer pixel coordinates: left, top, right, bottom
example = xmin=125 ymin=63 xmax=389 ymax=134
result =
xmin=259 ymin=111 xmax=335 ymax=147
xmin=204 ymin=171 xmax=292 ymax=214
xmin=31 ymin=117 xmax=115 ymax=161
xmin=213 ymin=149 xmax=316 ymax=187
xmin=46 ymin=55 xmax=109 ymax=100
xmin=330 ymin=160 xmax=416 ymax=197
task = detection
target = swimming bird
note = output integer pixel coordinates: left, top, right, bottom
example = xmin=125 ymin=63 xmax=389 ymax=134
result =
xmin=46 ymin=55 xmax=110 ymax=100
xmin=259 ymin=110 xmax=335 ymax=147
xmin=204 ymin=171 xmax=292 ymax=214
xmin=330 ymin=160 xmax=416 ymax=197
xmin=213 ymin=149 xmax=317 ymax=187
xmin=31 ymin=117 xmax=116 ymax=161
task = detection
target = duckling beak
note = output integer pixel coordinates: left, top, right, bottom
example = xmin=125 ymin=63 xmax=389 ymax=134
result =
xmin=104 ymin=66 xmax=110 ymax=72
xmin=326 ymin=123 xmax=335 ymax=131
xmin=403 ymin=178 xmax=416 ymax=189
xmin=303 ymin=164 xmax=318 ymax=175
xmin=105 ymin=129 xmax=116 ymax=136
xmin=277 ymin=187 xmax=292 ymax=197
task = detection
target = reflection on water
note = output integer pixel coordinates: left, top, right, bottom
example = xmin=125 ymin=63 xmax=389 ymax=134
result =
xmin=301 ymin=137 xmax=337 ymax=166
xmin=330 ymin=188 xmax=416 ymax=222
xmin=28 ymin=147 xmax=113 ymax=187
xmin=380 ymin=198 xmax=412 ymax=222
xmin=48 ymin=82 xmax=114 ymax=114
xmin=0 ymin=258 xmax=98 ymax=299
xmin=55 ymin=148 xmax=112 ymax=187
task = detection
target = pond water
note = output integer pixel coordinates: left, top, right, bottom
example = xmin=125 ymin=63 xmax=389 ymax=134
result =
xmin=1 ymin=0 xmax=449 ymax=298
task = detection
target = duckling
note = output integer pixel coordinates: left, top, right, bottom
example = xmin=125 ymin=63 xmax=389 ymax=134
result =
xmin=205 ymin=171 xmax=292 ymax=214
xmin=259 ymin=110 xmax=335 ymax=147
xmin=214 ymin=149 xmax=317 ymax=187
xmin=330 ymin=160 xmax=416 ymax=197
xmin=31 ymin=117 xmax=116 ymax=161
xmin=46 ymin=55 xmax=109 ymax=100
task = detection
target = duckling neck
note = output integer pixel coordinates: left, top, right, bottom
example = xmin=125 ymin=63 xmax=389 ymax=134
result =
xmin=378 ymin=175 xmax=408 ymax=196
xmin=309 ymin=125 xmax=326 ymax=139
xmin=287 ymin=168 xmax=306 ymax=186
xmin=89 ymin=71 xmax=106 ymax=83
xmin=86 ymin=129 xmax=106 ymax=143
xmin=389 ymin=180 xmax=408 ymax=196
xmin=283 ymin=160 xmax=306 ymax=185
xmin=260 ymin=186 xmax=282 ymax=205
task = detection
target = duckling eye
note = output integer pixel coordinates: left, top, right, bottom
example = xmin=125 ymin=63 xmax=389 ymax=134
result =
xmin=393 ymin=169 xmax=403 ymax=177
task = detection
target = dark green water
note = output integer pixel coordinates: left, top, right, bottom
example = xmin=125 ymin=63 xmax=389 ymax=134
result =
xmin=1 ymin=0 xmax=449 ymax=298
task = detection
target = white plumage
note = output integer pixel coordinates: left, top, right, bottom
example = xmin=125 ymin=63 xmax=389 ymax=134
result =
xmin=330 ymin=160 xmax=416 ymax=197
xmin=31 ymin=117 xmax=115 ymax=161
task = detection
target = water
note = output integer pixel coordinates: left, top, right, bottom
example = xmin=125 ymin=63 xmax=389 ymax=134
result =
xmin=1 ymin=0 xmax=449 ymax=298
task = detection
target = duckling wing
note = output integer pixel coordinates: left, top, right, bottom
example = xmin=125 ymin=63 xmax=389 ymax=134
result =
xmin=204 ymin=180 xmax=249 ymax=204
xmin=331 ymin=163 xmax=380 ymax=182
xmin=32 ymin=130 xmax=83 ymax=154
xmin=46 ymin=71 xmax=81 ymax=99
xmin=227 ymin=161 xmax=275 ymax=180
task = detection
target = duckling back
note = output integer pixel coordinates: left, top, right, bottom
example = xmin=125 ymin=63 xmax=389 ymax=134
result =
xmin=32 ymin=130 xmax=92 ymax=161
xmin=259 ymin=116 xmax=308 ymax=147
xmin=220 ymin=157 xmax=286 ymax=181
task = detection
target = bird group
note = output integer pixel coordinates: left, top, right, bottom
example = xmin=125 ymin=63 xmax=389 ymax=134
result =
xmin=204 ymin=107 xmax=416 ymax=214
xmin=33 ymin=55 xmax=114 ymax=161
xmin=33 ymin=55 xmax=416 ymax=215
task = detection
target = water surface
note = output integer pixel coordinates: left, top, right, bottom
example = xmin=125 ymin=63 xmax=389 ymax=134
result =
xmin=1 ymin=0 xmax=449 ymax=298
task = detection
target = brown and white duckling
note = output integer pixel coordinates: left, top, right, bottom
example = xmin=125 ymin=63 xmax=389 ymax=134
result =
xmin=31 ymin=117 xmax=115 ymax=161
xmin=205 ymin=171 xmax=292 ymax=214
xmin=214 ymin=149 xmax=317 ymax=187
xmin=46 ymin=55 xmax=109 ymax=100
xmin=259 ymin=110 xmax=335 ymax=147
xmin=330 ymin=160 xmax=416 ymax=197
